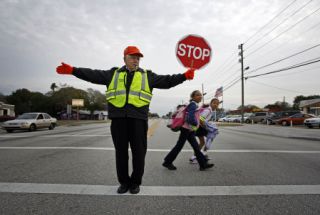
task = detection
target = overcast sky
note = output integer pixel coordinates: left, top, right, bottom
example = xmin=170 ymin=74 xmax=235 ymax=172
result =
xmin=1 ymin=0 xmax=319 ymax=115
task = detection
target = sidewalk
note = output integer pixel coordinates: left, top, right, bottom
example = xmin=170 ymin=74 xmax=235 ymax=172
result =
xmin=222 ymin=124 xmax=320 ymax=141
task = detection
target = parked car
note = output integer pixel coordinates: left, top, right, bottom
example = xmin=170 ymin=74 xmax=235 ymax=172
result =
xmin=227 ymin=115 xmax=242 ymax=122
xmin=246 ymin=112 xmax=270 ymax=123
xmin=1 ymin=112 xmax=57 ymax=133
xmin=276 ymin=113 xmax=315 ymax=126
xmin=304 ymin=116 xmax=320 ymax=128
xmin=218 ymin=115 xmax=232 ymax=122
xmin=264 ymin=110 xmax=301 ymax=125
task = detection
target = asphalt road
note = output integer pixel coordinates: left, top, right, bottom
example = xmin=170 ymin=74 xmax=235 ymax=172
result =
xmin=0 ymin=120 xmax=320 ymax=215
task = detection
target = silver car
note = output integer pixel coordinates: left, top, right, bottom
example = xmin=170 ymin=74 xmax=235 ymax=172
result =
xmin=304 ymin=116 xmax=320 ymax=128
xmin=1 ymin=112 xmax=57 ymax=133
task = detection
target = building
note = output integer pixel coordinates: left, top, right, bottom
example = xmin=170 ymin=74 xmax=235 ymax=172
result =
xmin=93 ymin=111 xmax=108 ymax=120
xmin=299 ymin=98 xmax=320 ymax=116
xmin=0 ymin=102 xmax=15 ymax=122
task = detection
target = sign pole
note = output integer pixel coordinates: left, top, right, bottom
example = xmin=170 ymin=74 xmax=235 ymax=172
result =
xmin=77 ymin=106 xmax=79 ymax=120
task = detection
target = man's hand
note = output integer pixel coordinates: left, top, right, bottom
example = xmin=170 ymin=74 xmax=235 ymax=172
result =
xmin=184 ymin=68 xmax=195 ymax=80
xmin=56 ymin=62 xmax=73 ymax=75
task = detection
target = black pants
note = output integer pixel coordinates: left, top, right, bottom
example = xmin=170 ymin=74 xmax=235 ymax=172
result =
xmin=164 ymin=127 xmax=207 ymax=167
xmin=111 ymin=118 xmax=148 ymax=186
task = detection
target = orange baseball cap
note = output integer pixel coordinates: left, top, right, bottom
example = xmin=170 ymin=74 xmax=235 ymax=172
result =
xmin=124 ymin=46 xmax=143 ymax=57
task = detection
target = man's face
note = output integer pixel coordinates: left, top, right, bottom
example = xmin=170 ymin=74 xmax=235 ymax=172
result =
xmin=124 ymin=54 xmax=140 ymax=71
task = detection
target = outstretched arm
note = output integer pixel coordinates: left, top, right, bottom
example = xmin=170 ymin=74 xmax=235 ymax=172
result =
xmin=149 ymin=68 xmax=195 ymax=89
xmin=56 ymin=62 xmax=114 ymax=85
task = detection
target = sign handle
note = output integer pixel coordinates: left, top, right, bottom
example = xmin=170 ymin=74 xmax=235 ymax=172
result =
xmin=190 ymin=60 xmax=194 ymax=69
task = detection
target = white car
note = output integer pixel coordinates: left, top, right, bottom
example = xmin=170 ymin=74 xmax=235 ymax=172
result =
xmin=304 ymin=116 xmax=320 ymax=128
xmin=1 ymin=112 xmax=57 ymax=133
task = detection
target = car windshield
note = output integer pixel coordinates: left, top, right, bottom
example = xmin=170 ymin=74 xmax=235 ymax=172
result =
xmin=17 ymin=113 xmax=38 ymax=119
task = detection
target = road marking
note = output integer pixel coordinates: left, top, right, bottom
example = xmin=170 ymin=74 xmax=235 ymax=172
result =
xmin=0 ymin=147 xmax=320 ymax=153
xmin=0 ymin=134 xmax=111 ymax=138
xmin=0 ymin=182 xmax=319 ymax=196
xmin=147 ymin=120 xmax=160 ymax=138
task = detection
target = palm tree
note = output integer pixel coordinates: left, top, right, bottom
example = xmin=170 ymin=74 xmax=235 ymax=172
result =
xmin=50 ymin=83 xmax=58 ymax=93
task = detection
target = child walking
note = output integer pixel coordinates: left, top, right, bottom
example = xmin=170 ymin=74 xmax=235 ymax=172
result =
xmin=163 ymin=90 xmax=214 ymax=171
xmin=190 ymin=98 xmax=220 ymax=163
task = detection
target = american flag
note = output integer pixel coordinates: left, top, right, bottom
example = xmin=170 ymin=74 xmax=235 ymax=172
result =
xmin=214 ymin=86 xmax=223 ymax=98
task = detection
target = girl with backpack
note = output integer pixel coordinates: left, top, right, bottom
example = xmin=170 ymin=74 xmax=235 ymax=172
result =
xmin=190 ymin=98 xmax=220 ymax=163
xmin=162 ymin=90 xmax=214 ymax=171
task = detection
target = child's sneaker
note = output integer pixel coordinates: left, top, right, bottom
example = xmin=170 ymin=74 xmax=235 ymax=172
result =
xmin=189 ymin=155 xmax=197 ymax=164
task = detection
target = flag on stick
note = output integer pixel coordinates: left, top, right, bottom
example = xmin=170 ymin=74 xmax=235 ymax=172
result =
xmin=215 ymin=86 xmax=223 ymax=98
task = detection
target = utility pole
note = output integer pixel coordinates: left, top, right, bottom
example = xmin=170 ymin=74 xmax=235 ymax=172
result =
xmin=201 ymin=83 xmax=206 ymax=105
xmin=239 ymin=44 xmax=244 ymax=123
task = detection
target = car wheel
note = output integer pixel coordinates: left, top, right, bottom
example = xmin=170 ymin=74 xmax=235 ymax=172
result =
xmin=6 ymin=129 xmax=13 ymax=133
xmin=29 ymin=124 xmax=36 ymax=132
xmin=307 ymin=125 xmax=313 ymax=128
xmin=281 ymin=121 xmax=288 ymax=126
xmin=49 ymin=123 xmax=55 ymax=130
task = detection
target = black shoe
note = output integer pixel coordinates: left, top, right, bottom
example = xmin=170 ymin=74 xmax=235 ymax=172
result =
xmin=117 ymin=184 xmax=129 ymax=194
xmin=129 ymin=184 xmax=140 ymax=194
xmin=200 ymin=163 xmax=214 ymax=171
xmin=162 ymin=162 xmax=177 ymax=170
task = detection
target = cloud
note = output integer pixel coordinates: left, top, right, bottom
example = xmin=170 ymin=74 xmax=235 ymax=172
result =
xmin=0 ymin=0 xmax=319 ymax=115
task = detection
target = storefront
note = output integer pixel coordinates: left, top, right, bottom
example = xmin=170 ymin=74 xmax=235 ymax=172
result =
xmin=299 ymin=99 xmax=320 ymax=116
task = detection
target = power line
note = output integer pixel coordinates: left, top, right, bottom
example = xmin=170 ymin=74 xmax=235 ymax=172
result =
xmin=259 ymin=65 xmax=320 ymax=78
xmin=245 ymin=0 xmax=313 ymax=50
xmin=204 ymin=61 xmax=239 ymax=95
xmin=245 ymin=43 xmax=320 ymax=75
xmin=244 ymin=0 xmax=298 ymax=45
xmin=246 ymin=20 xmax=320 ymax=62
xmin=248 ymin=79 xmax=307 ymax=94
xmin=211 ymin=61 xmax=238 ymax=82
xmin=245 ymin=5 xmax=320 ymax=58
xmin=221 ymin=68 xmax=241 ymax=85
xmin=224 ymin=77 xmax=241 ymax=92
xmin=212 ymin=52 xmax=238 ymax=74
xmin=245 ymin=57 xmax=320 ymax=79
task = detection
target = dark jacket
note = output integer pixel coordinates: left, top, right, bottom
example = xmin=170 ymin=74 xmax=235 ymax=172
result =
xmin=186 ymin=101 xmax=198 ymax=126
xmin=73 ymin=65 xmax=187 ymax=120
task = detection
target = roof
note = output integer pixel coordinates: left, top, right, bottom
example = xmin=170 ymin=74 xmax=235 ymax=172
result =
xmin=0 ymin=101 xmax=15 ymax=108
xmin=299 ymin=98 xmax=320 ymax=108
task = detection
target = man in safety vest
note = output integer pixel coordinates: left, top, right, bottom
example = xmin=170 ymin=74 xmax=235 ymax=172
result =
xmin=56 ymin=46 xmax=195 ymax=194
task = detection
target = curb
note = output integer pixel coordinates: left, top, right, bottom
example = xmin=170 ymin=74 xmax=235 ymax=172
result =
xmin=223 ymin=127 xmax=320 ymax=142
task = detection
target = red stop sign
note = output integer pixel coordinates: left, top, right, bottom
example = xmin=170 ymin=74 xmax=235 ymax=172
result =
xmin=176 ymin=34 xmax=212 ymax=70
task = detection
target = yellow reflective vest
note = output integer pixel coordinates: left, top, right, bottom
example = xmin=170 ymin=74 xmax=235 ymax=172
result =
xmin=105 ymin=68 xmax=153 ymax=108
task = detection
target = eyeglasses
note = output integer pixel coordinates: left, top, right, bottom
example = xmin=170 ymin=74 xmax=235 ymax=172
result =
xmin=127 ymin=55 xmax=140 ymax=60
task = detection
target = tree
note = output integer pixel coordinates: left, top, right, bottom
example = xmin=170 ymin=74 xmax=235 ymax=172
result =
xmin=48 ymin=87 xmax=89 ymax=116
xmin=0 ymin=92 xmax=7 ymax=103
xmin=86 ymin=88 xmax=107 ymax=115
xmin=50 ymin=83 xmax=58 ymax=93
xmin=6 ymin=89 xmax=34 ymax=114
xmin=237 ymin=104 xmax=260 ymax=112
xmin=264 ymin=101 xmax=291 ymax=111
xmin=6 ymin=89 xmax=49 ymax=115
